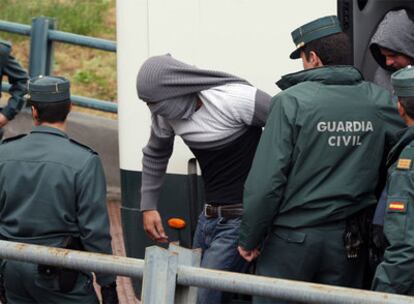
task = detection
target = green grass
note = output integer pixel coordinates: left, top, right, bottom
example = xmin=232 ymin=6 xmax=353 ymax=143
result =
xmin=0 ymin=0 xmax=113 ymax=37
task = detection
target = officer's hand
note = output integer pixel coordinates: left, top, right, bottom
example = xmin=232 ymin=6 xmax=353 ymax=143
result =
xmin=101 ymin=282 xmax=118 ymax=304
xmin=238 ymin=246 xmax=260 ymax=262
xmin=143 ymin=210 xmax=168 ymax=243
xmin=0 ymin=114 xmax=8 ymax=128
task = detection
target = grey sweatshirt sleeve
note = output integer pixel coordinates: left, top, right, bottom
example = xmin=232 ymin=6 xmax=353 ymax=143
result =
xmin=252 ymin=89 xmax=272 ymax=126
xmin=227 ymin=86 xmax=271 ymax=127
xmin=140 ymin=116 xmax=175 ymax=211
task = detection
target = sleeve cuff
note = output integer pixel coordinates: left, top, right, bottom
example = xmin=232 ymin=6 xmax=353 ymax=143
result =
xmin=140 ymin=190 xmax=160 ymax=211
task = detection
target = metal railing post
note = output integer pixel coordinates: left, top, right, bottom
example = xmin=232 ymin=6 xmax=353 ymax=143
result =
xmin=29 ymin=17 xmax=56 ymax=77
xmin=169 ymin=242 xmax=201 ymax=303
xmin=141 ymin=246 xmax=178 ymax=304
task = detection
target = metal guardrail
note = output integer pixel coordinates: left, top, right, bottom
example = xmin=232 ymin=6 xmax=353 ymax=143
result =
xmin=0 ymin=20 xmax=116 ymax=51
xmin=2 ymin=83 xmax=117 ymax=113
xmin=0 ymin=19 xmax=117 ymax=113
xmin=0 ymin=240 xmax=413 ymax=304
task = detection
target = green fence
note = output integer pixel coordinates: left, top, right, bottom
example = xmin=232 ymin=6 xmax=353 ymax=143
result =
xmin=0 ymin=18 xmax=117 ymax=113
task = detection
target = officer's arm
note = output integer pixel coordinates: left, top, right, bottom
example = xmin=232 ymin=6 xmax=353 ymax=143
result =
xmin=76 ymin=154 xmax=116 ymax=286
xmin=2 ymin=52 xmax=28 ymax=121
xmin=372 ymin=158 xmax=414 ymax=294
xmin=239 ymin=93 xmax=298 ymax=250
xmin=376 ymin=95 xmax=405 ymax=151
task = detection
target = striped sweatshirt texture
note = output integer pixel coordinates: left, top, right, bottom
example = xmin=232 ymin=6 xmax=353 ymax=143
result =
xmin=136 ymin=55 xmax=271 ymax=210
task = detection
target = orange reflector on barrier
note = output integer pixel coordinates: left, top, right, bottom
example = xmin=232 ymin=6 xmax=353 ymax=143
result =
xmin=168 ymin=218 xmax=186 ymax=229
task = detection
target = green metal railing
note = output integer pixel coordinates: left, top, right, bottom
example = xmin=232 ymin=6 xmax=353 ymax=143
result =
xmin=0 ymin=18 xmax=117 ymax=113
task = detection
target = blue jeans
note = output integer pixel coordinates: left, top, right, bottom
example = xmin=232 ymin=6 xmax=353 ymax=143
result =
xmin=193 ymin=213 xmax=249 ymax=304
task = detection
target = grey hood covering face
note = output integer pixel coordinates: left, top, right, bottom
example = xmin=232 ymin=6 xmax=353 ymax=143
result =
xmin=136 ymin=54 xmax=249 ymax=120
xmin=370 ymin=9 xmax=414 ymax=71
xmin=147 ymin=95 xmax=197 ymax=120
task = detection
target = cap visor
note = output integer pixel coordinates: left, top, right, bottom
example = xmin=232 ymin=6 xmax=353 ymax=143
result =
xmin=290 ymin=48 xmax=301 ymax=59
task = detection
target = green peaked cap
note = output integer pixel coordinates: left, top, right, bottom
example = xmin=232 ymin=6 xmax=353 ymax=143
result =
xmin=392 ymin=66 xmax=414 ymax=97
xmin=290 ymin=15 xmax=343 ymax=59
xmin=27 ymin=75 xmax=70 ymax=102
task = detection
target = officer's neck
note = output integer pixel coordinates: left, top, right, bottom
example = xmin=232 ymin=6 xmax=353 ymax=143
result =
xmin=37 ymin=121 xmax=67 ymax=132
xmin=407 ymin=120 xmax=414 ymax=127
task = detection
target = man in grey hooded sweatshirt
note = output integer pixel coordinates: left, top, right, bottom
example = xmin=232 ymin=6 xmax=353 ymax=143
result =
xmin=369 ymin=9 xmax=414 ymax=91
xmin=136 ymin=54 xmax=271 ymax=304
xmin=370 ymin=9 xmax=413 ymax=229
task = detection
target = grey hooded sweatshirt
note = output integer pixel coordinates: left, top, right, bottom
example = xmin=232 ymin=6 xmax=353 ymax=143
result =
xmin=369 ymin=9 xmax=414 ymax=91
xmin=136 ymin=55 xmax=271 ymax=210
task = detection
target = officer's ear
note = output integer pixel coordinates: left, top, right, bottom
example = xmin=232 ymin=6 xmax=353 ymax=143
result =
xmin=300 ymin=50 xmax=323 ymax=69
xmin=397 ymin=100 xmax=407 ymax=120
xmin=31 ymin=106 xmax=40 ymax=124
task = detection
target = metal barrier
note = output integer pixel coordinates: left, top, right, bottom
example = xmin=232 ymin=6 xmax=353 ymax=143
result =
xmin=0 ymin=18 xmax=117 ymax=113
xmin=0 ymin=240 xmax=413 ymax=304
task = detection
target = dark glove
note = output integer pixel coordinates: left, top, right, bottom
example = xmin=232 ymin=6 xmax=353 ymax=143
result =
xmin=0 ymin=272 xmax=7 ymax=304
xmin=372 ymin=224 xmax=388 ymax=251
xmin=101 ymin=281 xmax=118 ymax=304
xmin=370 ymin=224 xmax=388 ymax=267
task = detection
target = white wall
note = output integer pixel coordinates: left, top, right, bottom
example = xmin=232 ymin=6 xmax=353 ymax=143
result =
xmin=117 ymin=0 xmax=337 ymax=174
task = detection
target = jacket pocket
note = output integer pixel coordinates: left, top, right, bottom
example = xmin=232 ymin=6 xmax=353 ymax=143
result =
xmin=273 ymin=228 xmax=306 ymax=244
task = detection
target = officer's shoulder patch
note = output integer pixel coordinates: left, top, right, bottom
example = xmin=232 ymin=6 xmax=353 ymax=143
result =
xmin=1 ymin=134 xmax=27 ymax=144
xmin=397 ymin=158 xmax=412 ymax=170
xmin=396 ymin=146 xmax=414 ymax=170
xmin=387 ymin=201 xmax=407 ymax=213
xmin=69 ymin=138 xmax=98 ymax=155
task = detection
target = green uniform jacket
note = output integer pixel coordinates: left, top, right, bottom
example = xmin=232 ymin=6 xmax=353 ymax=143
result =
xmin=0 ymin=126 xmax=114 ymax=286
xmin=0 ymin=39 xmax=28 ymax=120
xmin=372 ymin=126 xmax=414 ymax=295
xmin=239 ymin=66 xmax=404 ymax=250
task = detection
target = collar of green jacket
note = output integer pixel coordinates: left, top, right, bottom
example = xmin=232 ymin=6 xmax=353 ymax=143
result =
xmin=31 ymin=125 xmax=68 ymax=138
xmin=387 ymin=126 xmax=414 ymax=166
xmin=276 ymin=65 xmax=364 ymax=90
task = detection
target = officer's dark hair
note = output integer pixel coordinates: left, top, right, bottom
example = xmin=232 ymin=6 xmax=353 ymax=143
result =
xmin=302 ymin=32 xmax=352 ymax=65
xmin=399 ymin=97 xmax=414 ymax=119
xmin=28 ymin=99 xmax=71 ymax=123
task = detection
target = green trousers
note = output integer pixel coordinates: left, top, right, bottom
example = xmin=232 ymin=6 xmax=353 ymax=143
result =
xmin=254 ymin=223 xmax=366 ymax=304
xmin=3 ymin=260 xmax=98 ymax=304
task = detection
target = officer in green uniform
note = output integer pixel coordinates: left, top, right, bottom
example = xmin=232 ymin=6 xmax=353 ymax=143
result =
xmin=0 ymin=39 xmax=28 ymax=130
xmin=372 ymin=66 xmax=414 ymax=295
xmin=0 ymin=76 xmax=118 ymax=303
xmin=238 ymin=16 xmax=403 ymax=303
